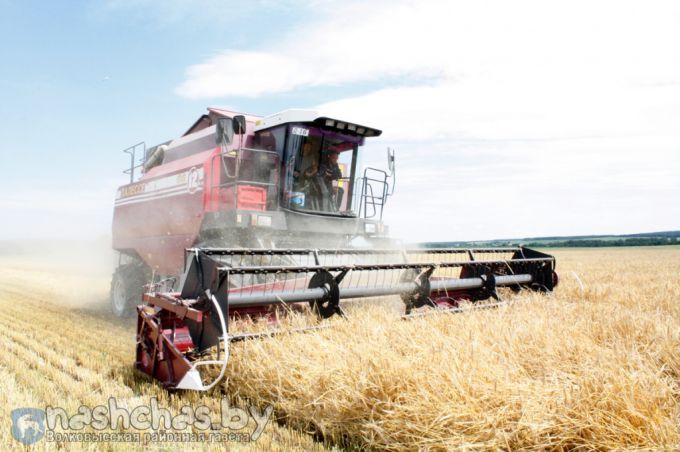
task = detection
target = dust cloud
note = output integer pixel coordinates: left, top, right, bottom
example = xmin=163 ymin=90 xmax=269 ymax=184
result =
xmin=0 ymin=237 xmax=117 ymax=311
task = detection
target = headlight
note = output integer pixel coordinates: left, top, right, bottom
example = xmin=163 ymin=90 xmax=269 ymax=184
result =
xmin=256 ymin=215 xmax=272 ymax=227
xmin=364 ymin=223 xmax=376 ymax=234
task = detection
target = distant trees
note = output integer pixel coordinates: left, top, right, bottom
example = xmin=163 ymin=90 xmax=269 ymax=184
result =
xmin=423 ymin=232 xmax=680 ymax=248
xmin=521 ymin=237 xmax=675 ymax=248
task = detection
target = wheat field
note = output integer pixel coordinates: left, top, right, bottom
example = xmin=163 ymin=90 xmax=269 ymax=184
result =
xmin=0 ymin=245 xmax=679 ymax=450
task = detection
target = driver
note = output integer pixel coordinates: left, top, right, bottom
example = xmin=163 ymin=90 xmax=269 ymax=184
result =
xmin=317 ymin=150 xmax=344 ymax=210
xmin=293 ymin=142 xmax=318 ymax=189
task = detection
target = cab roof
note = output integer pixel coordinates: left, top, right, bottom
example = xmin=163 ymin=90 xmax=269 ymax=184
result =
xmin=184 ymin=107 xmax=382 ymax=138
xmin=255 ymin=109 xmax=382 ymax=138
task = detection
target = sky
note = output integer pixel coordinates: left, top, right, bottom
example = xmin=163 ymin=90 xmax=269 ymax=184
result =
xmin=0 ymin=0 xmax=679 ymax=242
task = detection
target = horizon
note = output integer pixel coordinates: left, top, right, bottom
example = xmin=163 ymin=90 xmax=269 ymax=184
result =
xmin=2 ymin=228 xmax=678 ymax=248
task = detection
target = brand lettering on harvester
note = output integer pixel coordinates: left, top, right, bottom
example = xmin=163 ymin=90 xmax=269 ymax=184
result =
xmin=120 ymin=183 xmax=146 ymax=198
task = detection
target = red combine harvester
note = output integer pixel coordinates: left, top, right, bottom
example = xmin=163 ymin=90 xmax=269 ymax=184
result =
xmin=111 ymin=108 xmax=394 ymax=316
xmin=112 ymin=108 xmax=558 ymax=390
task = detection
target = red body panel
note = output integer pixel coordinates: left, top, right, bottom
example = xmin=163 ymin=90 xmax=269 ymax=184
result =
xmin=112 ymin=146 xmax=271 ymax=274
xmin=216 ymin=185 xmax=267 ymax=212
xmin=112 ymin=149 xmax=219 ymax=274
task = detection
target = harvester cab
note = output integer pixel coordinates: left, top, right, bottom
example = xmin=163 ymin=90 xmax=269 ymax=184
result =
xmin=251 ymin=111 xmax=391 ymax=220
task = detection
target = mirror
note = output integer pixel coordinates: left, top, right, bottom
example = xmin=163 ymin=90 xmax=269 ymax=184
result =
xmin=233 ymin=115 xmax=246 ymax=135
xmin=386 ymin=147 xmax=397 ymax=196
xmin=387 ymin=147 xmax=395 ymax=172
xmin=216 ymin=118 xmax=234 ymax=145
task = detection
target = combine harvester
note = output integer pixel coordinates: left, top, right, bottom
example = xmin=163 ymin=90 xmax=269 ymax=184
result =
xmin=112 ymin=108 xmax=558 ymax=390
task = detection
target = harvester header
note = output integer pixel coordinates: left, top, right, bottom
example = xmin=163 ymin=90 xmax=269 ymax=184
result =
xmin=136 ymin=246 xmax=557 ymax=390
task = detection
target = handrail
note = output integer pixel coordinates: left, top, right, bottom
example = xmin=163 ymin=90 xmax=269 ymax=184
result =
xmin=358 ymin=167 xmax=390 ymax=220
xmin=122 ymin=142 xmax=146 ymax=183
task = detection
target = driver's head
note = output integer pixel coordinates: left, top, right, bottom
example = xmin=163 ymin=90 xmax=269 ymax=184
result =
xmin=327 ymin=150 xmax=339 ymax=163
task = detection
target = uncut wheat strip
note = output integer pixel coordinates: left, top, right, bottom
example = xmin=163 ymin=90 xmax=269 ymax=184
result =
xmin=223 ymin=318 xmax=520 ymax=444
xmin=364 ymin=362 xmax=675 ymax=446
xmin=456 ymin=312 xmax=676 ymax=446
xmin=426 ymin=301 xmax=678 ymax=445
xmin=223 ymin=288 xmax=680 ymax=450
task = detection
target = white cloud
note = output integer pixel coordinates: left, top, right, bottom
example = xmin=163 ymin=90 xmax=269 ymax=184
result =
xmin=173 ymin=0 xmax=680 ymax=241
xmin=176 ymin=0 xmax=680 ymax=144
xmin=177 ymin=0 xmax=680 ymax=98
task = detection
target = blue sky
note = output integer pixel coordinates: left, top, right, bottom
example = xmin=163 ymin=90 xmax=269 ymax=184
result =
xmin=1 ymin=0 xmax=679 ymax=242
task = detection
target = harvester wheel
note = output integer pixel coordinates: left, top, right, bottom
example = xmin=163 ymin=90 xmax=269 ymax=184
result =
xmin=110 ymin=264 xmax=148 ymax=317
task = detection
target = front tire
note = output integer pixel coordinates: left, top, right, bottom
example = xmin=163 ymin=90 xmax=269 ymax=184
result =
xmin=110 ymin=264 xmax=149 ymax=317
